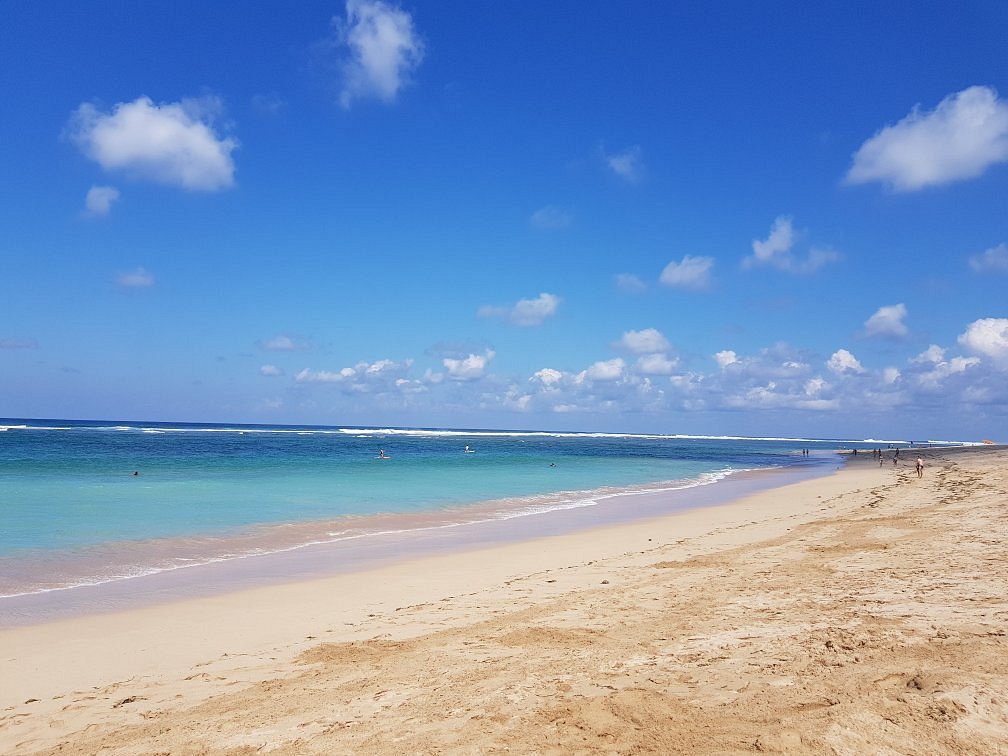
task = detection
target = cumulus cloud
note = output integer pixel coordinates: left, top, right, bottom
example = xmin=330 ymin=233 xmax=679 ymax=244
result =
xmin=827 ymin=348 xmax=865 ymax=375
xmin=443 ymin=350 xmax=494 ymax=381
xmin=615 ymin=273 xmax=647 ymax=294
xmin=659 ymin=255 xmax=714 ymax=290
xmin=969 ymin=242 xmax=1008 ymax=272
xmin=296 ymin=358 xmax=414 ymax=390
xmin=530 ymin=205 xmax=572 ymax=229
xmin=714 ymin=350 xmax=739 ymax=369
xmin=330 ymin=0 xmax=425 ymax=108
xmin=604 ymin=145 xmax=643 ymax=183
xmin=531 ymin=367 xmax=563 ymax=386
xmin=845 ymin=85 xmax=1008 ymax=191
xmin=68 ymin=96 xmax=237 ymax=191
xmin=259 ymin=364 xmax=284 ymax=376
xmin=84 ymin=185 xmax=120 ymax=216
xmin=617 ymin=328 xmax=671 ymax=354
xmin=744 ymin=216 xmax=840 ymax=273
xmin=579 ymin=358 xmax=625 ymax=382
xmin=478 ymin=293 xmax=560 ymax=326
xmin=958 ymin=318 xmax=1008 ymax=364
xmin=864 ymin=303 xmax=909 ymax=338
xmin=636 ymin=353 xmax=679 ymax=375
xmin=115 ymin=267 xmax=154 ymax=288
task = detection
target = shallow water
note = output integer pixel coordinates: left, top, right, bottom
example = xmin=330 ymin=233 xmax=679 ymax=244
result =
xmin=0 ymin=418 xmax=854 ymax=610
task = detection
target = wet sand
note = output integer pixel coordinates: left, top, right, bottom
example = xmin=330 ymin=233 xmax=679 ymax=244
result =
xmin=1 ymin=446 xmax=1006 ymax=753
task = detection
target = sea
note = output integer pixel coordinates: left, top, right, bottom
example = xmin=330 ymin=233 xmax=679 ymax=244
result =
xmin=0 ymin=418 xmax=924 ymax=624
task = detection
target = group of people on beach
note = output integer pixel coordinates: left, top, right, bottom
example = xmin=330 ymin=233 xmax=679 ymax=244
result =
xmin=869 ymin=447 xmax=924 ymax=476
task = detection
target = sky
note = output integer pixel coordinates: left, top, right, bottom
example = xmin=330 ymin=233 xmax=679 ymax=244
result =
xmin=2 ymin=1 xmax=1007 ymax=440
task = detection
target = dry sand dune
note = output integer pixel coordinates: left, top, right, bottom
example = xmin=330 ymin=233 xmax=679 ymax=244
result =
xmin=2 ymin=448 xmax=1007 ymax=754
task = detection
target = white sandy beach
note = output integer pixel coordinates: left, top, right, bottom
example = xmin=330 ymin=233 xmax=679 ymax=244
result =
xmin=2 ymin=447 xmax=1006 ymax=754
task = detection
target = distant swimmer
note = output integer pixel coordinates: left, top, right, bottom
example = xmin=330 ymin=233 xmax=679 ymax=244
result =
xmin=464 ymin=445 xmax=475 ymax=453
xmin=378 ymin=449 xmax=389 ymax=459
xmin=132 ymin=471 xmax=139 ymax=476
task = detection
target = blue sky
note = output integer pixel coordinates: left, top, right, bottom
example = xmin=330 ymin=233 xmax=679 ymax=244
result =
xmin=2 ymin=1 xmax=1007 ymax=439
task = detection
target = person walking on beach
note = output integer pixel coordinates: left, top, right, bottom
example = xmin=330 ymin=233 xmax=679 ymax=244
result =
xmin=916 ymin=456 xmax=924 ymax=478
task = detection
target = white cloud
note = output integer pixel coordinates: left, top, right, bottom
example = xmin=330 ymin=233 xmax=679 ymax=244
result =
xmin=259 ymin=364 xmax=283 ymax=376
xmin=748 ymin=215 xmax=794 ymax=267
xmin=295 ymin=368 xmax=343 ymax=383
xmin=443 ymin=350 xmax=494 ymax=381
xmin=116 ymin=267 xmax=154 ymax=288
xmin=714 ymin=350 xmax=738 ymax=369
xmin=581 ymin=358 xmax=625 ymax=382
xmin=296 ymin=358 xmax=414 ymax=389
xmin=744 ymin=216 xmax=839 ymax=273
xmin=84 ymin=185 xmax=120 ymax=216
xmin=827 ymin=348 xmax=865 ymax=375
xmin=617 ymin=328 xmax=670 ymax=354
xmin=615 ymin=273 xmax=647 ymax=293
xmin=845 ymin=85 xmax=1008 ymax=191
xmin=882 ymin=367 xmax=901 ymax=385
xmin=332 ymin=0 xmax=425 ymax=108
xmin=260 ymin=335 xmax=305 ymax=351
xmin=804 ymin=376 xmax=828 ymax=396
xmin=958 ymin=318 xmax=1008 ymax=364
xmin=530 ymin=205 xmax=572 ymax=229
xmin=636 ymin=353 xmax=678 ymax=375
xmin=659 ymin=255 xmax=714 ymax=290
xmin=478 ymin=293 xmax=560 ymax=327
xmin=910 ymin=352 xmax=981 ymax=391
xmin=912 ymin=344 xmax=946 ymax=364
xmin=969 ymin=243 xmax=1008 ymax=272
xmin=604 ymin=145 xmax=643 ymax=183
xmin=68 ymin=96 xmax=237 ymax=191
xmin=864 ymin=303 xmax=909 ymax=338
xmin=531 ymin=368 xmax=563 ymax=386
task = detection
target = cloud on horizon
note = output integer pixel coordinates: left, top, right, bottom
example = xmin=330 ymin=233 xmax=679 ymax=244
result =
xmin=443 ymin=350 xmax=494 ymax=381
xmin=845 ymin=85 xmax=1008 ymax=191
xmin=68 ymin=96 xmax=237 ymax=191
xmin=264 ymin=314 xmax=1008 ymax=432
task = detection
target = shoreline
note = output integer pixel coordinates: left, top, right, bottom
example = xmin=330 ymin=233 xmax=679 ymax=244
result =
xmin=0 ymin=456 xmax=834 ymax=626
xmin=2 ymin=445 xmax=1005 ymax=753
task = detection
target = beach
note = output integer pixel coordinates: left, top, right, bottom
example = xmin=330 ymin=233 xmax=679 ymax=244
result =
xmin=2 ymin=446 xmax=1006 ymax=754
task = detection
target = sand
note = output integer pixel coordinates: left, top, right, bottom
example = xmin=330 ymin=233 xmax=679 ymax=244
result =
xmin=1 ymin=447 xmax=1006 ymax=754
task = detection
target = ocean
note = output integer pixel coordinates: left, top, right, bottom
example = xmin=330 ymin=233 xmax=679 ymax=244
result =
xmin=0 ymin=418 xmax=893 ymax=622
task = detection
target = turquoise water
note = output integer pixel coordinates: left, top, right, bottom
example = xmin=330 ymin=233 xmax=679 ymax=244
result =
xmin=0 ymin=418 xmax=857 ymax=600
